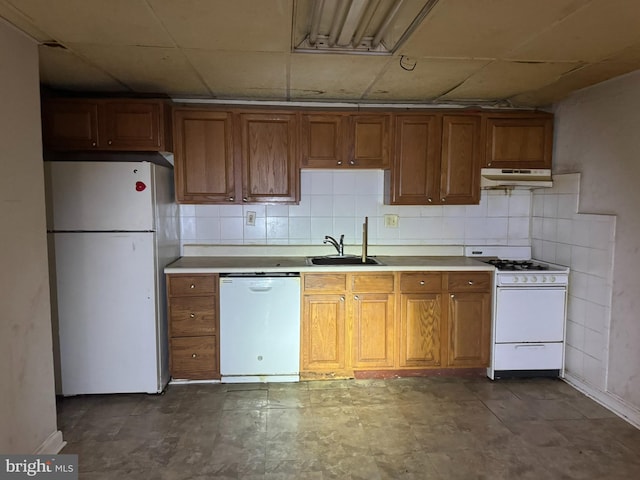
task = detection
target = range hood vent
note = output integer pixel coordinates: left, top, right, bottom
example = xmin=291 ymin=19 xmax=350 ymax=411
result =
xmin=480 ymin=168 xmax=552 ymax=190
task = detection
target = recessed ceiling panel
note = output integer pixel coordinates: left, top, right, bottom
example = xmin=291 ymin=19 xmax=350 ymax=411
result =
xmin=507 ymin=0 xmax=640 ymax=62
xmin=401 ymin=0 xmax=588 ymax=59
xmin=39 ymin=46 xmax=126 ymax=92
xmin=440 ymin=61 xmax=580 ymax=101
xmin=3 ymin=0 xmax=173 ymax=46
xmin=67 ymin=44 xmax=212 ymax=96
xmin=290 ymin=53 xmax=389 ymax=100
xmin=184 ymin=50 xmax=288 ymax=99
xmin=149 ymin=0 xmax=292 ymax=52
xmin=365 ymin=57 xmax=490 ymax=101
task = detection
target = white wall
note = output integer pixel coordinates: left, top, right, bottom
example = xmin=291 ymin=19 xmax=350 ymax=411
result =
xmin=550 ymin=69 xmax=640 ymax=424
xmin=0 ymin=21 xmax=62 ymax=453
xmin=180 ymin=170 xmax=533 ymax=249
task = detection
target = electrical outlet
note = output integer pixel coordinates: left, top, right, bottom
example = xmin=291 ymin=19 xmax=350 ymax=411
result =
xmin=246 ymin=211 xmax=256 ymax=226
xmin=384 ymin=214 xmax=399 ymax=228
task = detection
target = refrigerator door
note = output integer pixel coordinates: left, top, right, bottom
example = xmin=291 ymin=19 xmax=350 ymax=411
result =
xmin=52 ymin=231 xmax=163 ymax=395
xmin=46 ymin=161 xmax=155 ymax=231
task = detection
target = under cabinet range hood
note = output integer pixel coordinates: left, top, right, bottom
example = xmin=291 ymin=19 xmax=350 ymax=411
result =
xmin=480 ymin=168 xmax=553 ymax=190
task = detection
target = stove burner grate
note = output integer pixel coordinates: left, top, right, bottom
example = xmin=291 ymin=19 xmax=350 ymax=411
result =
xmin=484 ymin=259 xmax=549 ymax=271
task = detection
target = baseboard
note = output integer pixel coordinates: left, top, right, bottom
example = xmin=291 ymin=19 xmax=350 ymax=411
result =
xmin=564 ymin=373 xmax=640 ymax=429
xmin=34 ymin=430 xmax=66 ymax=454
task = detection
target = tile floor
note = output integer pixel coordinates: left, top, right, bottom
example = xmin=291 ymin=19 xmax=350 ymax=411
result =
xmin=58 ymin=376 xmax=640 ymax=479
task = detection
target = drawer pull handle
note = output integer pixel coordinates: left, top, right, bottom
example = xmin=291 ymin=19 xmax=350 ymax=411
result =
xmin=192 ymin=353 xmax=197 ymax=358
xmin=420 ymin=281 xmax=425 ymax=285
xmin=450 ymin=294 xmax=455 ymax=298
xmin=468 ymin=280 xmax=474 ymax=285
xmin=337 ymin=160 xmax=342 ymax=165
xmin=190 ymin=284 xmax=195 ymax=289
xmin=190 ymin=313 xmax=195 ymax=318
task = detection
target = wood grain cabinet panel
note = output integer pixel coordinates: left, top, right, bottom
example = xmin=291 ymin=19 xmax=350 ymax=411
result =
xmin=42 ymin=98 xmax=170 ymax=151
xmin=301 ymin=113 xmax=346 ymax=168
xmin=167 ymin=273 xmax=219 ymax=380
xmin=239 ymin=112 xmax=300 ymax=203
xmin=301 ymin=293 xmax=347 ymax=371
xmin=173 ymin=109 xmax=235 ymax=203
xmin=386 ymin=114 xmax=480 ymax=205
xmin=399 ymin=292 xmax=443 ymax=367
xmin=484 ymin=114 xmax=553 ymax=169
xmin=351 ymin=293 xmax=395 ymax=368
xmin=446 ymin=271 xmax=491 ymax=367
xmin=349 ymin=114 xmax=390 ymax=168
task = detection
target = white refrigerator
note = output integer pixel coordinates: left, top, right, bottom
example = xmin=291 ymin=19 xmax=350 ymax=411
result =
xmin=45 ymin=161 xmax=180 ymax=395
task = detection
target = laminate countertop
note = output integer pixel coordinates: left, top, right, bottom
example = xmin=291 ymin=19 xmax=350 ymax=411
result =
xmin=164 ymin=255 xmax=494 ymax=274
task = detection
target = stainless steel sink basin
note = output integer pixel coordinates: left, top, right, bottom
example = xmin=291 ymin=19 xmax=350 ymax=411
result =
xmin=306 ymin=255 xmax=383 ymax=266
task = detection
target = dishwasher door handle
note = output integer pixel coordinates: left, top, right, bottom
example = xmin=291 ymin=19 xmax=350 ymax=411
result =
xmin=249 ymin=286 xmax=273 ymax=292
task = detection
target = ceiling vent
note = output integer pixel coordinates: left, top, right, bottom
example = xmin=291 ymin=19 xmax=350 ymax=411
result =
xmin=293 ymin=0 xmax=439 ymax=55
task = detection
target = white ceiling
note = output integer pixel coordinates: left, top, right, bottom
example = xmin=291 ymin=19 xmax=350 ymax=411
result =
xmin=2 ymin=0 xmax=640 ymax=107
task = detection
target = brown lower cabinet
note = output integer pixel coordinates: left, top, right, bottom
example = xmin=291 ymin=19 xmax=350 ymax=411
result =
xmin=166 ymin=273 xmax=220 ymax=380
xmin=301 ymin=271 xmax=491 ymax=378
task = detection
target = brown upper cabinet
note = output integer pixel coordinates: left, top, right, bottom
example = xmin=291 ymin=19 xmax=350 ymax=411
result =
xmin=42 ymin=98 xmax=171 ymax=152
xmin=173 ymin=107 xmax=299 ymax=204
xmin=484 ymin=113 xmax=553 ymax=169
xmin=386 ymin=113 xmax=481 ymax=205
xmin=301 ymin=112 xmax=390 ymax=168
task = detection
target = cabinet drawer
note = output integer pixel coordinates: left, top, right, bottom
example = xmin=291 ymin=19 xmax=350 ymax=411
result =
xmin=170 ymin=336 xmax=218 ymax=379
xmin=400 ymin=273 xmax=442 ymax=293
xmin=303 ymin=273 xmax=347 ymax=292
xmin=170 ymin=296 xmax=216 ymax=336
xmin=168 ymin=274 xmax=217 ymax=296
xmin=351 ymin=273 xmax=395 ymax=293
xmin=447 ymin=272 xmax=491 ymax=292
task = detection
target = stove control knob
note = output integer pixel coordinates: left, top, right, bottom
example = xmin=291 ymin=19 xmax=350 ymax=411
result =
xmin=531 ymin=276 xmax=537 ymax=283
xmin=522 ymin=276 xmax=528 ymax=283
xmin=550 ymin=276 xmax=556 ymax=283
xmin=513 ymin=276 xmax=519 ymax=283
xmin=541 ymin=276 xmax=547 ymax=283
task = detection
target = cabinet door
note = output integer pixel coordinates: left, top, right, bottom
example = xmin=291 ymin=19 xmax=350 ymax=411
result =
xmin=103 ymin=101 xmax=164 ymax=150
xmin=447 ymin=292 xmax=491 ymax=367
xmin=387 ymin=114 xmax=441 ymax=205
xmin=301 ymin=294 xmax=346 ymax=372
xmin=484 ymin=115 xmax=553 ymax=169
xmin=348 ymin=114 xmax=390 ymax=168
xmin=240 ymin=113 xmax=300 ymax=203
xmin=173 ymin=109 xmax=236 ymax=203
xmin=42 ymin=100 xmax=100 ymax=150
xmin=351 ymin=293 xmax=395 ymax=368
xmin=440 ymin=115 xmax=481 ymax=205
xmin=301 ymin=114 xmax=346 ymax=168
xmin=399 ymin=293 xmax=443 ymax=367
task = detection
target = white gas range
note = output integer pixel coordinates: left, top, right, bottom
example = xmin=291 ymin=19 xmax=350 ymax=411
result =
xmin=465 ymin=246 xmax=570 ymax=380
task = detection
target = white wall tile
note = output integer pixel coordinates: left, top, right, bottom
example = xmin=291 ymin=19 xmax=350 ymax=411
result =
xmin=556 ymin=219 xmax=572 ymax=244
xmin=288 ymin=196 xmax=311 ymax=217
xmin=583 ymin=354 xmax=605 ymax=389
xmin=569 ymin=272 xmax=589 ymax=300
xmin=289 ymin=217 xmax=311 ymax=240
xmin=218 ymin=205 xmax=242 ymax=217
xmin=585 ymin=302 xmax=607 ymax=334
xmin=310 ymin=217 xmax=334 ymax=241
xmin=571 ymin=246 xmax=590 ymax=273
xmin=564 ymin=345 xmax=584 ymax=379
xmin=180 ymin=204 xmax=196 ymax=216
xmin=542 ymin=218 xmax=557 ymax=242
xmin=567 ymin=295 xmax=587 ymax=325
xmin=332 ymin=195 xmax=356 ymax=217
xmin=266 ymin=217 xmax=289 ymax=240
xmin=219 ymin=217 xmax=243 ymax=241
xmin=310 ymin=194 xmax=334 ymax=217
xmin=586 ymin=275 xmax=612 ymax=307
xmin=556 ymin=194 xmax=578 ymax=219
xmin=487 ymin=194 xmax=509 ymax=217
xmin=195 ymin=204 xmax=220 ymax=217
xmin=309 ymin=171 xmax=333 ymax=194
xmin=555 ymin=244 xmax=571 ymax=266
xmin=532 ymin=193 xmax=544 ymax=217
xmin=566 ymin=320 xmax=585 ymax=350
xmin=508 ymin=192 xmax=532 ymax=217
xmin=333 ymin=171 xmax=357 ymax=194
xmin=542 ymin=194 xmax=559 ymax=217
xmin=266 ymin=204 xmax=289 ymax=217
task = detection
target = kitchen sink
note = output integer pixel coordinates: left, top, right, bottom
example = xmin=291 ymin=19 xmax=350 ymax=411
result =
xmin=306 ymin=255 xmax=383 ymax=266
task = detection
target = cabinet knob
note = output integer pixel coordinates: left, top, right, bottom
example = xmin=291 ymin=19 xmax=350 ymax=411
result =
xmin=354 ymin=295 xmax=360 ymax=300
xmin=340 ymin=296 xmax=345 ymax=302
xmin=427 ymin=198 xmax=433 ymax=203
xmin=488 ymin=162 xmax=492 ymax=166
xmin=91 ymin=141 xmax=97 ymax=147
xmin=108 ymin=140 xmax=113 ymax=145
xmin=441 ymin=198 xmax=445 ymax=202
xmin=451 ymin=294 xmax=455 ymax=298
xmin=420 ymin=280 xmax=425 ymax=285
xmin=192 ymin=353 xmax=197 ymax=358
xmin=349 ymin=160 xmax=355 ymax=165
xmin=190 ymin=313 xmax=195 ymax=318
xmin=468 ymin=280 xmax=474 ymax=285
xmin=190 ymin=284 xmax=195 ymax=289
xmin=242 ymin=197 xmax=248 ymax=202
xmin=227 ymin=196 xmax=234 ymax=202
xmin=337 ymin=161 xmax=342 ymax=166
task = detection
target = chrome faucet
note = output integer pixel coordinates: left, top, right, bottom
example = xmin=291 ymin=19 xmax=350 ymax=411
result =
xmin=324 ymin=234 xmax=344 ymax=256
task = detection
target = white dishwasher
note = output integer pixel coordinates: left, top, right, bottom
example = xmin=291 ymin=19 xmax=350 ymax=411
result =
xmin=219 ymin=273 xmax=301 ymax=383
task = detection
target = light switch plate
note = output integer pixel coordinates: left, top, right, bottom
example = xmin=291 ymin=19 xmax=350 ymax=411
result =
xmin=246 ymin=211 xmax=256 ymax=226
xmin=384 ymin=214 xmax=399 ymax=228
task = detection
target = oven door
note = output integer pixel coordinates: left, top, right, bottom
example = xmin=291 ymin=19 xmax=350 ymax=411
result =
xmin=495 ymin=287 xmax=566 ymax=343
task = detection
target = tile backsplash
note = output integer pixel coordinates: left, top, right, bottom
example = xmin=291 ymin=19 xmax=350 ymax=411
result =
xmin=531 ymin=173 xmax=616 ymax=390
xmin=179 ymin=170 xmax=532 ymax=248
